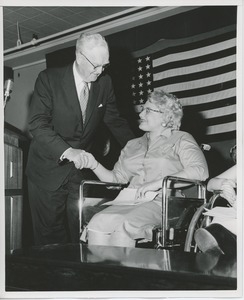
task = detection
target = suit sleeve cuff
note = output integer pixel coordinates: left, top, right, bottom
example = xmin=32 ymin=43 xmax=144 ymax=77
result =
xmin=58 ymin=147 xmax=72 ymax=165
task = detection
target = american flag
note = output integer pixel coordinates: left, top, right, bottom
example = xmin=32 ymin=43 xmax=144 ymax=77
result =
xmin=130 ymin=25 xmax=236 ymax=143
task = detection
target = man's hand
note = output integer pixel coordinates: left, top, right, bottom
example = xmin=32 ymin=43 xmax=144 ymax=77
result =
xmin=62 ymin=148 xmax=99 ymax=170
xmin=62 ymin=148 xmax=86 ymax=169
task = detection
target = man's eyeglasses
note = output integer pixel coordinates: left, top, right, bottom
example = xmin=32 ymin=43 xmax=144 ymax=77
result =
xmin=140 ymin=107 xmax=163 ymax=114
xmin=80 ymin=52 xmax=109 ymax=71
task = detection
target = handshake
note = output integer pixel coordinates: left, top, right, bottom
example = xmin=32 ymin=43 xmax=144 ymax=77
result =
xmin=60 ymin=148 xmax=99 ymax=170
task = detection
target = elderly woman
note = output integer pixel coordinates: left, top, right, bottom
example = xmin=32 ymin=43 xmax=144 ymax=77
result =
xmin=79 ymin=89 xmax=209 ymax=247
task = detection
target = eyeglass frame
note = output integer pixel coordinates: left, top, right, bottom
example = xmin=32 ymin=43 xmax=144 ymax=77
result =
xmin=80 ymin=51 xmax=109 ymax=71
xmin=140 ymin=107 xmax=163 ymax=114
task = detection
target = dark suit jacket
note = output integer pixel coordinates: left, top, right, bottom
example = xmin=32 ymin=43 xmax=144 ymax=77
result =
xmin=26 ymin=63 xmax=134 ymax=191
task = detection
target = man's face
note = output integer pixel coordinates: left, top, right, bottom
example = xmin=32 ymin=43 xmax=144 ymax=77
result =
xmin=76 ymin=45 xmax=109 ymax=82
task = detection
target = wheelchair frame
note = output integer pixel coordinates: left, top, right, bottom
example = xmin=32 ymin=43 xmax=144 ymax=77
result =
xmin=156 ymin=176 xmax=206 ymax=250
xmin=79 ymin=180 xmax=126 ymax=237
xmin=79 ymin=176 xmax=207 ymax=251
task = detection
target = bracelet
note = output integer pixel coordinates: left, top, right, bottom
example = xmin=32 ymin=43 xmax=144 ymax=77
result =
xmin=91 ymin=161 xmax=99 ymax=170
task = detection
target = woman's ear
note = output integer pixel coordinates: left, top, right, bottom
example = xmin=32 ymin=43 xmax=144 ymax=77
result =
xmin=162 ymin=113 xmax=171 ymax=128
xmin=165 ymin=115 xmax=174 ymax=128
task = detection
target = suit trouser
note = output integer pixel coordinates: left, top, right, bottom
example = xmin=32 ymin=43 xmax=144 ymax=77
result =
xmin=28 ymin=167 xmax=93 ymax=246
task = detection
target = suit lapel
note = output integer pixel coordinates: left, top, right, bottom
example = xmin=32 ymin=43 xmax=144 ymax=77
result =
xmin=62 ymin=64 xmax=83 ymax=124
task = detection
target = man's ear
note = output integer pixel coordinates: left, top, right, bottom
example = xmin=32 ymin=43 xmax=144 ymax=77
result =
xmin=75 ymin=52 xmax=82 ymax=65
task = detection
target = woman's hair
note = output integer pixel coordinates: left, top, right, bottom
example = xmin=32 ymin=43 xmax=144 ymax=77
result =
xmin=76 ymin=32 xmax=109 ymax=53
xmin=148 ymin=89 xmax=183 ymax=130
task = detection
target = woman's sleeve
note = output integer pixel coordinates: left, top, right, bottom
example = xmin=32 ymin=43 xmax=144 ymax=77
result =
xmin=175 ymin=132 xmax=209 ymax=181
xmin=111 ymin=140 xmax=135 ymax=184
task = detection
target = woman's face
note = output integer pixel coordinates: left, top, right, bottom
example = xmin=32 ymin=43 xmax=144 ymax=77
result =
xmin=139 ymin=100 xmax=165 ymax=133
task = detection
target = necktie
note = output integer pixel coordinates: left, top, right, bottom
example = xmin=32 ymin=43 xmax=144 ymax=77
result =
xmin=79 ymin=82 xmax=89 ymax=123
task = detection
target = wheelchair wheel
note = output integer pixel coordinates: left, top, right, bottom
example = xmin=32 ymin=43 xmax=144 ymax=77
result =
xmin=184 ymin=204 xmax=207 ymax=252
xmin=184 ymin=193 xmax=226 ymax=252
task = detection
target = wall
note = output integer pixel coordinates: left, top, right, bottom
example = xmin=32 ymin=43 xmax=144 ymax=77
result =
xmin=4 ymin=61 xmax=46 ymax=134
xmin=3 ymin=62 xmax=46 ymax=247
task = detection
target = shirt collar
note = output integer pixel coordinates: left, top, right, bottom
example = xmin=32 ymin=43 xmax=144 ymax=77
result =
xmin=145 ymin=128 xmax=173 ymax=140
xmin=139 ymin=128 xmax=174 ymax=146
xmin=160 ymin=127 xmax=173 ymax=138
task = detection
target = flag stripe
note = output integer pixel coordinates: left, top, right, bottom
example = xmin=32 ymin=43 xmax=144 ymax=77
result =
xmin=154 ymin=43 xmax=236 ymax=76
xmin=152 ymin=31 xmax=236 ymax=61
xmin=154 ymin=54 xmax=236 ymax=81
xmin=154 ymin=64 xmax=236 ymax=87
xmin=201 ymin=104 xmax=236 ymax=119
xmin=207 ymin=122 xmax=236 ymax=135
xmin=206 ymin=131 xmax=236 ymax=142
xmin=203 ymin=113 xmax=236 ymax=126
xmin=179 ymin=88 xmax=236 ymax=106
xmin=155 ymin=79 xmax=236 ymax=97
xmin=153 ymin=48 xmax=236 ymax=74
xmin=133 ymin=25 xmax=236 ymax=57
xmin=183 ymin=96 xmax=236 ymax=111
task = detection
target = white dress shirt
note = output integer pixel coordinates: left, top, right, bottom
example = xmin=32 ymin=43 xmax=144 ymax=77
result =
xmin=73 ymin=62 xmax=90 ymax=97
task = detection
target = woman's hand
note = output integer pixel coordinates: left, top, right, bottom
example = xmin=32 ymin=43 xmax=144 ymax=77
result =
xmin=135 ymin=180 xmax=161 ymax=201
xmin=220 ymin=179 xmax=236 ymax=207
xmin=63 ymin=148 xmax=87 ymax=169
xmin=75 ymin=151 xmax=98 ymax=170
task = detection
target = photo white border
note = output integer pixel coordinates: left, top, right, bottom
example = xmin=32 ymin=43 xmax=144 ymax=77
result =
xmin=0 ymin=0 xmax=243 ymax=299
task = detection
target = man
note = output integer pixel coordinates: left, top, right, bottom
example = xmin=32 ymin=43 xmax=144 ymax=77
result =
xmin=26 ymin=32 xmax=135 ymax=246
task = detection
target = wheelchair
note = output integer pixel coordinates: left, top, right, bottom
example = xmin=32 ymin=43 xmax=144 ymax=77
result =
xmin=79 ymin=176 xmax=209 ymax=252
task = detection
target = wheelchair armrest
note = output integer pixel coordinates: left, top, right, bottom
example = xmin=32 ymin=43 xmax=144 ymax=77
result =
xmin=79 ymin=180 xmax=127 ymax=207
xmin=162 ymin=175 xmax=206 ymax=188
xmin=162 ymin=176 xmax=206 ymax=199
xmin=80 ymin=180 xmax=126 ymax=198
